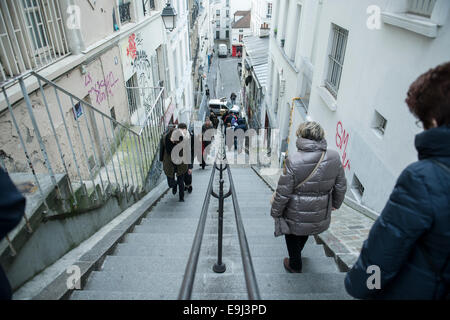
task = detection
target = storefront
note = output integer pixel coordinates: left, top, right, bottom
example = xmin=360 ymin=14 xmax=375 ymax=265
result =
xmin=232 ymin=45 xmax=243 ymax=57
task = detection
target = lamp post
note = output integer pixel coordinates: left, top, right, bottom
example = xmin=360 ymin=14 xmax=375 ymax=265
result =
xmin=161 ymin=2 xmax=177 ymax=31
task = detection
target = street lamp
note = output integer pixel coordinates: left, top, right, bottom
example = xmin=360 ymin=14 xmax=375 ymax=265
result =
xmin=161 ymin=2 xmax=177 ymax=31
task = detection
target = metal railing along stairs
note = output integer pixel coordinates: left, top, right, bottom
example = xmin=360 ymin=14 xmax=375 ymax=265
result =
xmin=0 ymin=70 xmax=166 ymax=254
xmin=178 ymin=121 xmax=261 ymax=300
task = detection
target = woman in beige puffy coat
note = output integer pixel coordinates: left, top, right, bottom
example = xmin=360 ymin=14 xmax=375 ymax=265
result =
xmin=271 ymin=121 xmax=347 ymax=273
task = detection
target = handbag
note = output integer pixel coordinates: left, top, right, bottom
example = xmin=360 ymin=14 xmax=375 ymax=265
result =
xmin=270 ymin=151 xmax=326 ymax=204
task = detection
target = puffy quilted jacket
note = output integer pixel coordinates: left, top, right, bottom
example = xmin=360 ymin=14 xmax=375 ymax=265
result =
xmin=270 ymin=137 xmax=347 ymax=236
xmin=345 ymin=125 xmax=450 ymax=300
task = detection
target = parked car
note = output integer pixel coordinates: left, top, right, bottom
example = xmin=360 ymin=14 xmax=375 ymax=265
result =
xmin=209 ymin=98 xmax=228 ymax=116
xmin=218 ymin=44 xmax=227 ymax=58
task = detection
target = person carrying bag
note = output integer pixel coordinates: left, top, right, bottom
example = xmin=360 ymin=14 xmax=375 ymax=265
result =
xmin=270 ymin=121 xmax=347 ymax=273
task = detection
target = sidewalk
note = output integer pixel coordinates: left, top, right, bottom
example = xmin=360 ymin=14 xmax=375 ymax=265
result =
xmin=251 ymin=166 xmax=376 ymax=272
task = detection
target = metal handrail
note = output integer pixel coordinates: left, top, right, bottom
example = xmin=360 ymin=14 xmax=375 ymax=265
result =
xmin=178 ymin=156 xmax=217 ymax=299
xmin=226 ymin=164 xmax=261 ymax=300
xmin=178 ymin=121 xmax=260 ymax=300
xmin=1 ymin=70 xmax=166 ymax=234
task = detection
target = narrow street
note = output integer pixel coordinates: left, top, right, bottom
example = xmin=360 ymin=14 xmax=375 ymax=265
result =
xmin=216 ymin=57 xmax=242 ymax=103
xmin=1 ymin=0 xmax=449 ymax=309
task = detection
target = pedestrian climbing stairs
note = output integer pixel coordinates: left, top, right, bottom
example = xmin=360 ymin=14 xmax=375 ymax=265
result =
xmin=70 ymin=161 xmax=351 ymax=300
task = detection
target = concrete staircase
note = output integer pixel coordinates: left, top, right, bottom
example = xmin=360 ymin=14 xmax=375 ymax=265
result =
xmin=70 ymin=165 xmax=351 ymax=300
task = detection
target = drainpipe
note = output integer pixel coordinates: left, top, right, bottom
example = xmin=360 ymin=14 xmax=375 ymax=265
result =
xmin=60 ymin=0 xmax=86 ymax=55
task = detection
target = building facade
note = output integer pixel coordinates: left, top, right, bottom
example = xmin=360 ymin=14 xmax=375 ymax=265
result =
xmin=211 ymin=0 xmax=231 ymax=40
xmin=267 ymin=0 xmax=450 ymax=216
xmin=231 ymin=11 xmax=252 ymax=57
xmin=250 ymin=0 xmax=272 ymax=37
xmin=0 ymin=0 xmax=192 ymax=177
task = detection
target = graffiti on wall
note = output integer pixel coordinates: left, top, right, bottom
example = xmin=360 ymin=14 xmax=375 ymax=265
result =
xmin=125 ymin=32 xmax=155 ymax=112
xmin=84 ymin=71 xmax=120 ymax=105
xmin=126 ymin=33 xmax=152 ymax=87
xmin=336 ymin=121 xmax=351 ymax=171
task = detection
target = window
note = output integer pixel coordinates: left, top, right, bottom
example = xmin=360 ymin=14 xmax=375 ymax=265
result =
xmin=297 ymin=75 xmax=311 ymax=112
xmin=0 ymin=0 xmax=70 ymax=82
xmin=351 ymin=175 xmax=365 ymax=202
xmin=407 ymin=0 xmax=436 ymax=17
xmin=110 ymin=107 xmax=117 ymax=129
xmin=226 ymin=10 xmax=229 ymax=18
xmin=119 ymin=0 xmax=132 ymax=24
xmin=325 ymin=24 xmax=348 ymax=98
xmin=126 ymin=75 xmax=139 ymax=116
xmin=381 ymin=0 xmax=445 ymax=38
xmin=267 ymin=3 xmax=272 ymax=18
xmin=216 ymin=31 xmax=220 ymax=39
xmin=216 ymin=20 xmax=220 ymax=27
xmin=143 ymin=0 xmax=156 ymax=16
xmin=371 ymin=110 xmax=388 ymax=136
xmin=239 ymin=29 xmax=243 ymax=33
xmin=216 ymin=10 xmax=220 ymax=16
xmin=290 ymin=4 xmax=302 ymax=61
xmin=226 ymin=30 xmax=229 ymax=38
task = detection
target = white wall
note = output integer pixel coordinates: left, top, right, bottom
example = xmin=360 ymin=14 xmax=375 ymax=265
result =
xmin=268 ymin=0 xmax=450 ymax=214
xmin=231 ymin=27 xmax=252 ymax=46
xmin=165 ymin=0 xmax=194 ymax=123
xmin=251 ymin=0 xmax=272 ymax=36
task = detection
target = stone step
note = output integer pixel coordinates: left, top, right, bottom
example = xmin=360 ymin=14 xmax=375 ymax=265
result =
xmin=113 ymin=242 xmax=326 ymax=259
xmin=70 ymin=290 xmax=179 ymax=300
xmin=82 ymin=271 xmax=347 ymax=295
xmin=100 ymin=256 xmax=243 ymax=274
xmin=70 ymin=290 xmax=352 ymax=300
xmin=132 ymin=224 xmax=237 ymax=235
xmin=100 ymin=255 xmax=338 ymax=275
xmin=122 ymin=231 xmax=321 ymax=249
xmin=122 ymin=233 xmax=285 ymax=246
xmin=193 ymin=273 xmax=348 ymax=295
xmin=82 ymin=271 xmax=184 ymax=294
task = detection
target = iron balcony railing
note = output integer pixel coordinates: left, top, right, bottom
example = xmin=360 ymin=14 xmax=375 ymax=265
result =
xmin=0 ymin=0 xmax=71 ymax=82
xmin=0 ymin=71 xmax=166 ymax=253
xmin=178 ymin=121 xmax=261 ymax=300
xmin=119 ymin=2 xmax=132 ymax=24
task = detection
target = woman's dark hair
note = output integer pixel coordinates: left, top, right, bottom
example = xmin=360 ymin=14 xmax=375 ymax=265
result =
xmin=178 ymin=123 xmax=187 ymax=130
xmin=406 ymin=61 xmax=450 ymax=129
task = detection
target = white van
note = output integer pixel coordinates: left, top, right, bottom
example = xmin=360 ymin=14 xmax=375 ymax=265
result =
xmin=209 ymin=98 xmax=228 ymax=116
xmin=218 ymin=44 xmax=227 ymax=58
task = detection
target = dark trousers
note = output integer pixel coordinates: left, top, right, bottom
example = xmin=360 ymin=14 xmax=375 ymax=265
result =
xmin=202 ymin=142 xmax=211 ymax=168
xmin=167 ymin=173 xmax=185 ymax=200
xmin=285 ymin=234 xmax=309 ymax=271
xmin=0 ymin=266 xmax=11 ymax=300
xmin=185 ymin=172 xmax=192 ymax=187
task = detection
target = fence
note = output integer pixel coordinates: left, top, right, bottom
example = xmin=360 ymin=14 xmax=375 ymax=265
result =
xmin=0 ymin=71 xmax=166 ymax=216
xmin=0 ymin=0 xmax=70 ymax=82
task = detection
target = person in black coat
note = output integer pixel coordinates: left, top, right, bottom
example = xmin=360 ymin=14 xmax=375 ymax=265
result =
xmin=0 ymin=168 xmax=25 ymax=300
xmin=201 ymin=118 xmax=214 ymax=169
xmin=345 ymin=62 xmax=450 ymax=300
xmin=178 ymin=123 xmax=194 ymax=194
xmin=234 ymin=118 xmax=248 ymax=152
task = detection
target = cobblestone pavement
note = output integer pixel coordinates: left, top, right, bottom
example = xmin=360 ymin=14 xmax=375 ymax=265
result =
xmin=252 ymin=166 xmax=376 ymax=271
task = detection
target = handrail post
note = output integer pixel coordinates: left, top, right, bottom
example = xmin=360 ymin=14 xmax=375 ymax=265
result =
xmin=213 ymin=163 xmax=226 ymax=273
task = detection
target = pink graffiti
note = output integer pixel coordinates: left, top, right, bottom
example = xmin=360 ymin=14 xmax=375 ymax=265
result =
xmin=84 ymin=72 xmax=120 ymax=105
xmin=336 ymin=121 xmax=351 ymax=171
xmin=126 ymin=33 xmax=137 ymax=60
